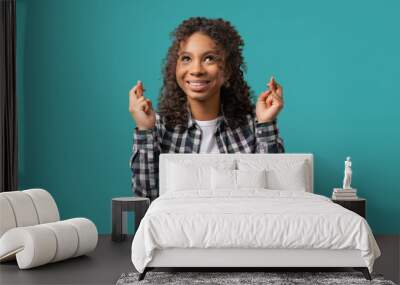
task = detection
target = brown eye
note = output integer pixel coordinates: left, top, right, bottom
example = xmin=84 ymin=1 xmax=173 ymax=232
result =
xmin=205 ymin=55 xmax=216 ymax=62
xmin=180 ymin=56 xmax=190 ymax=62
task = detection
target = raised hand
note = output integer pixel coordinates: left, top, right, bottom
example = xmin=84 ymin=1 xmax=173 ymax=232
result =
xmin=255 ymin=76 xmax=284 ymax=123
xmin=128 ymin=80 xmax=156 ymax=130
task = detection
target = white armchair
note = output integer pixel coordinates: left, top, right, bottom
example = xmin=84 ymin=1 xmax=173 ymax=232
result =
xmin=0 ymin=188 xmax=98 ymax=269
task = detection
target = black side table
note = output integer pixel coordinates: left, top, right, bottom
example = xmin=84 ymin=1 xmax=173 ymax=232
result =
xmin=112 ymin=197 xmax=150 ymax=242
xmin=332 ymin=198 xmax=366 ymax=219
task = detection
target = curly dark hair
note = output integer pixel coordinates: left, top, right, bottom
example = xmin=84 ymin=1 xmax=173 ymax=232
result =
xmin=157 ymin=17 xmax=256 ymax=130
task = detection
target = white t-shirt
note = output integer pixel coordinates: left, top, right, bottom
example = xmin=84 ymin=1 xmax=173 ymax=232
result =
xmin=193 ymin=116 xmax=222 ymax=153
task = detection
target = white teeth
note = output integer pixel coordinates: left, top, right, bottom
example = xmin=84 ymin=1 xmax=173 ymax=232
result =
xmin=190 ymin=82 xmax=207 ymax=86
xmin=188 ymin=81 xmax=209 ymax=86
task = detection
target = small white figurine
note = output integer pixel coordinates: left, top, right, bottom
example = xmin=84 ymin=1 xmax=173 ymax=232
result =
xmin=342 ymin=156 xmax=352 ymax=189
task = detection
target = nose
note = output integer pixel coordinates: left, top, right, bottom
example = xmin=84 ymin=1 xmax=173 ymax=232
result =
xmin=189 ymin=59 xmax=206 ymax=76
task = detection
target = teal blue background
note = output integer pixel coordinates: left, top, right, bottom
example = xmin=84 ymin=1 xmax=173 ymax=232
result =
xmin=16 ymin=0 xmax=400 ymax=234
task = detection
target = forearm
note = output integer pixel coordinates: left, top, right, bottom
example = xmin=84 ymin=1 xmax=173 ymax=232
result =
xmin=254 ymin=120 xmax=285 ymax=153
xmin=130 ymin=127 xmax=160 ymax=200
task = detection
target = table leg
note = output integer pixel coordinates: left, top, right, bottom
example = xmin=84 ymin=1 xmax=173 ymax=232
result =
xmin=112 ymin=201 xmax=124 ymax=241
xmin=122 ymin=210 xmax=127 ymax=236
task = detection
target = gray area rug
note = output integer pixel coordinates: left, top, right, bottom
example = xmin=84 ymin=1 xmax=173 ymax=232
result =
xmin=116 ymin=271 xmax=396 ymax=285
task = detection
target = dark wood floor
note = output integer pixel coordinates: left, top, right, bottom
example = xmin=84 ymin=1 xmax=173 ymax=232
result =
xmin=0 ymin=235 xmax=399 ymax=285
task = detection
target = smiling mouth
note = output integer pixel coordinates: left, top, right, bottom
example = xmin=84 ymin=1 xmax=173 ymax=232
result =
xmin=186 ymin=80 xmax=211 ymax=92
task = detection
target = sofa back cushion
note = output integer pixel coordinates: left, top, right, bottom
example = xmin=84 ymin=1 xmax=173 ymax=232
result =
xmin=0 ymin=189 xmax=60 ymax=238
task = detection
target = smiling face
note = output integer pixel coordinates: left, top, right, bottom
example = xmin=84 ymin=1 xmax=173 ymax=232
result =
xmin=176 ymin=32 xmax=229 ymax=104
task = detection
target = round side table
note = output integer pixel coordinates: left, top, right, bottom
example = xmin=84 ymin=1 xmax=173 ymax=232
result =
xmin=111 ymin=197 xmax=150 ymax=242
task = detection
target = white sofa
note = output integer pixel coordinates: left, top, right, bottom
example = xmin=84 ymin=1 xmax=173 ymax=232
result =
xmin=0 ymin=188 xmax=98 ymax=269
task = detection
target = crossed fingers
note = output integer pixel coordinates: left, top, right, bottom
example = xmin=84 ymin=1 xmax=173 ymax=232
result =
xmin=129 ymin=81 xmax=151 ymax=113
xmin=267 ymin=76 xmax=284 ymax=104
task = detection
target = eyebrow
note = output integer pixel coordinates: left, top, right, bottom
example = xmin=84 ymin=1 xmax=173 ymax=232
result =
xmin=178 ymin=50 xmax=221 ymax=56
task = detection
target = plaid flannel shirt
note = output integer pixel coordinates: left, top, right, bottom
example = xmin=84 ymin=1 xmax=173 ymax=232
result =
xmin=130 ymin=104 xmax=285 ymax=201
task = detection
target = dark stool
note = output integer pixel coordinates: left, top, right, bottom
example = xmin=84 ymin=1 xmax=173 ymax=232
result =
xmin=111 ymin=197 xmax=150 ymax=242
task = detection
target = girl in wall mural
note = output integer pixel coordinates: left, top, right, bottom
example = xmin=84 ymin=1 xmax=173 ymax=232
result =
xmin=128 ymin=17 xmax=285 ymax=201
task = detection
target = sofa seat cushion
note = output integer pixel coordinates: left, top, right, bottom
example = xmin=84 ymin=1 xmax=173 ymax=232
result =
xmin=0 ymin=218 xmax=98 ymax=269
